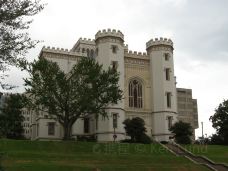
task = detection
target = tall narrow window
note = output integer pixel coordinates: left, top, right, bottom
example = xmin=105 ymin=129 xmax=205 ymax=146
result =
xmin=84 ymin=118 xmax=90 ymax=133
xmin=129 ymin=80 xmax=143 ymax=108
xmin=167 ymin=92 xmax=172 ymax=108
xmin=96 ymin=48 xmax=99 ymax=56
xmin=164 ymin=53 xmax=169 ymax=61
xmin=165 ymin=68 xmax=171 ymax=81
xmin=95 ymin=117 xmax=98 ymax=130
xmin=48 ymin=122 xmax=55 ymax=135
xmin=90 ymin=49 xmax=94 ymax=58
xmin=111 ymin=61 xmax=118 ymax=71
xmin=37 ymin=124 xmax=39 ymax=136
xmin=111 ymin=45 xmax=118 ymax=53
xmin=167 ymin=116 xmax=173 ymax=129
xmin=113 ymin=113 xmax=118 ymax=128
xmin=86 ymin=49 xmax=90 ymax=57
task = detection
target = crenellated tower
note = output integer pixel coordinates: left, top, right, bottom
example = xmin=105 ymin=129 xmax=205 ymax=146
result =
xmin=146 ymin=37 xmax=178 ymax=142
xmin=94 ymin=29 xmax=125 ymax=141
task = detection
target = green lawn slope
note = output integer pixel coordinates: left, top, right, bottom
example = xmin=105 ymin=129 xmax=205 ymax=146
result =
xmin=0 ymin=140 xmax=209 ymax=171
xmin=184 ymin=145 xmax=228 ymax=164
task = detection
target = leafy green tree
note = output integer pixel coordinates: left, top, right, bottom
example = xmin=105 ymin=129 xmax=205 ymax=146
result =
xmin=123 ymin=117 xmax=151 ymax=143
xmin=209 ymin=100 xmax=228 ymax=145
xmin=0 ymin=0 xmax=44 ymax=88
xmin=0 ymin=94 xmax=24 ymax=139
xmin=169 ymin=121 xmax=193 ymax=144
xmin=24 ymin=57 xmax=123 ymax=140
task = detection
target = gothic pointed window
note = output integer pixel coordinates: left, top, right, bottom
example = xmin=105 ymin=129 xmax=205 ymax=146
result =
xmin=129 ymin=80 xmax=143 ymax=108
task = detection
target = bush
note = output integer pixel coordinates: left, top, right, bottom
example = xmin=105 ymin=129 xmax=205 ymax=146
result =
xmin=120 ymin=139 xmax=133 ymax=143
xmin=121 ymin=134 xmax=152 ymax=144
xmin=210 ymin=134 xmax=224 ymax=145
xmin=175 ymin=136 xmax=191 ymax=144
xmin=76 ymin=135 xmax=97 ymax=142
xmin=0 ymin=153 xmax=4 ymax=171
xmin=160 ymin=141 xmax=168 ymax=144
xmin=169 ymin=121 xmax=193 ymax=144
xmin=139 ymin=133 xmax=152 ymax=144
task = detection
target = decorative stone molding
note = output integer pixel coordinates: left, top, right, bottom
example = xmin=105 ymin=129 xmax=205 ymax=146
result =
xmin=124 ymin=57 xmax=149 ymax=66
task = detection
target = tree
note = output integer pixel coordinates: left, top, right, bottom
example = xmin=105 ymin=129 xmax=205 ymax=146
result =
xmin=24 ymin=57 xmax=123 ymax=140
xmin=0 ymin=94 xmax=24 ymax=139
xmin=169 ymin=121 xmax=193 ymax=144
xmin=0 ymin=0 xmax=44 ymax=88
xmin=123 ymin=117 xmax=151 ymax=143
xmin=209 ymin=100 xmax=228 ymax=145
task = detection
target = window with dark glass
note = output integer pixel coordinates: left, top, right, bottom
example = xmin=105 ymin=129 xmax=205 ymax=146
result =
xmin=167 ymin=116 xmax=173 ymax=129
xmin=86 ymin=49 xmax=90 ymax=57
xmin=48 ymin=122 xmax=55 ymax=135
xmin=111 ymin=45 xmax=118 ymax=53
xmin=84 ymin=118 xmax=90 ymax=133
xmin=90 ymin=49 xmax=94 ymax=58
xmin=165 ymin=68 xmax=170 ymax=81
xmin=111 ymin=61 xmax=118 ymax=71
xmin=167 ymin=92 xmax=171 ymax=108
xmin=164 ymin=53 xmax=169 ymax=61
xmin=96 ymin=117 xmax=98 ymax=130
xmin=96 ymin=48 xmax=99 ymax=56
xmin=129 ymin=80 xmax=143 ymax=108
xmin=113 ymin=113 xmax=118 ymax=128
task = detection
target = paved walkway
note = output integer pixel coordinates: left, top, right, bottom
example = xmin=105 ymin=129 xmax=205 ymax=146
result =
xmin=165 ymin=143 xmax=228 ymax=171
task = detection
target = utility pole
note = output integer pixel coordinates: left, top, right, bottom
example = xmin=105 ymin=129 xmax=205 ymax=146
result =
xmin=201 ymin=122 xmax=204 ymax=138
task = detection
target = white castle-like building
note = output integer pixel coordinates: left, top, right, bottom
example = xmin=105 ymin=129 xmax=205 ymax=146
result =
xmin=25 ymin=29 xmax=198 ymax=142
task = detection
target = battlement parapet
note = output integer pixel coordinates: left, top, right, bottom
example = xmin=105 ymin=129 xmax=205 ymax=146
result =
xmin=43 ymin=46 xmax=69 ymax=52
xmin=95 ymin=28 xmax=124 ymax=41
xmin=79 ymin=38 xmax=95 ymax=45
xmin=146 ymin=37 xmax=173 ymax=49
xmin=125 ymin=50 xmax=148 ymax=58
xmin=42 ymin=46 xmax=87 ymax=57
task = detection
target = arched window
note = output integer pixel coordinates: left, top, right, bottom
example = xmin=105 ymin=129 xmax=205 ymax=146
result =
xmin=86 ymin=49 xmax=90 ymax=57
xmin=129 ymin=80 xmax=143 ymax=108
xmin=90 ymin=49 xmax=94 ymax=58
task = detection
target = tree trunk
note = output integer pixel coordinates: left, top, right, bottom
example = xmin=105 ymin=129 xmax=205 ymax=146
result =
xmin=63 ymin=123 xmax=72 ymax=140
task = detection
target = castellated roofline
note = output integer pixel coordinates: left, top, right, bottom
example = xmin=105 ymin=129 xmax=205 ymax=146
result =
xmin=146 ymin=37 xmax=173 ymax=49
xmin=71 ymin=37 xmax=95 ymax=52
xmin=41 ymin=46 xmax=87 ymax=56
xmin=95 ymin=28 xmax=124 ymax=41
xmin=78 ymin=37 xmax=95 ymax=45
xmin=125 ymin=50 xmax=148 ymax=58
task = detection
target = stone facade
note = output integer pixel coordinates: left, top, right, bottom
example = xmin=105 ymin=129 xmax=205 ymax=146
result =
xmin=28 ymin=29 xmax=198 ymax=142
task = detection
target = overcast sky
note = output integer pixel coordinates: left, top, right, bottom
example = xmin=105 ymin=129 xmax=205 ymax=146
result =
xmin=3 ymin=0 xmax=228 ymax=138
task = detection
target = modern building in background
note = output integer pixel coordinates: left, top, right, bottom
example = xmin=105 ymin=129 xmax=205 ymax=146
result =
xmin=176 ymin=88 xmax=199 ymax=139
xmin=26 ymin=29 xmax=199 ymax=142
xmin=0 ymin=93 xmax=31 ymax=138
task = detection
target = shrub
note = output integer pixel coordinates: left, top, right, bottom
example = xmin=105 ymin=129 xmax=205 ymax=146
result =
xmin=160 ymin=141 xmax=168 ymax=144
xmin=0 ymin=153 xmax=4 ymax=171
xmin=77 ymin=135 xmax=97 ymax=142
xmin=139 ymin=133 xmax=152 ymax=144
xmin=169 ymin=121 xmax=193 ymax=144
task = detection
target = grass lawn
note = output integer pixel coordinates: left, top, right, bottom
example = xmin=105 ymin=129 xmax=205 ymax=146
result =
xmin=183 ymin=145 xmax=228 ymax=164
xmin=0 ymin=139 xmax=209 ymax=171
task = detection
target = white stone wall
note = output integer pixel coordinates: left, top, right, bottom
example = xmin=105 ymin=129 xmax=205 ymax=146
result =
xmin=29 ymin=30 xmax=198 ymax=142
xmin=147 ymin=38 xmax=178 ymax=141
